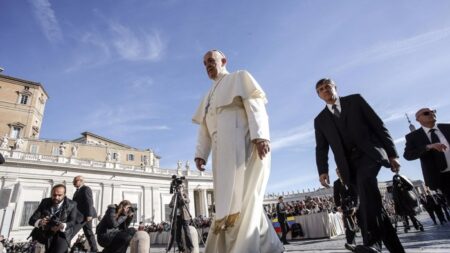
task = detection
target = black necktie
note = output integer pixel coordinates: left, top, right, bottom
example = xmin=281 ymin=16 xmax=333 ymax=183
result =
xmin=332 ymin=104 xmax=340 ymax=118
xmin=429 ymin=129 xmax=448 ymax=170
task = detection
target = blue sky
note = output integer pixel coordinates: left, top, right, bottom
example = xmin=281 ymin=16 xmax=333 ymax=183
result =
xmin=1 ymin=0 xmax=450 ymax=194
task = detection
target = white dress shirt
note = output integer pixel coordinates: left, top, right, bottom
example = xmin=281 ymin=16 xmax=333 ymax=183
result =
xmin=326 ymin=97 xmax=341 ymax=114
xmin=422 ymin=126 xmax=450 ymax=173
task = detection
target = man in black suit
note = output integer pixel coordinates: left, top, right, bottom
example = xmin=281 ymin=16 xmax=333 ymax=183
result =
xmin=276 ymin=196 xmax=289 ymax=245
xmin=314 ymin=78 xmax=404 ymax=253
xmin=404 ymin=108 xmax=450 ymax=204
xmin=72 ymin=175 xmax=98 ymax=252
xmin=29 ymin=184 xmax=79 ymax=253
xmin=333 ymin=168 xmax=358 ymax=251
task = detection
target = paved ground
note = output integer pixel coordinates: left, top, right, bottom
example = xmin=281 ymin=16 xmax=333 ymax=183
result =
xmin=149 ymin=213 xmax=450 ymax=253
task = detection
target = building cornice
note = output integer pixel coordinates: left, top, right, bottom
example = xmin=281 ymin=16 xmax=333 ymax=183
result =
xmin=0 ymin=74 xmax=49 ymax=98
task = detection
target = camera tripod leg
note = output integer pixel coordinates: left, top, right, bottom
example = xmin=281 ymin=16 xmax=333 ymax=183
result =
xmin=166 ymin=193 xmax=178 ymax=253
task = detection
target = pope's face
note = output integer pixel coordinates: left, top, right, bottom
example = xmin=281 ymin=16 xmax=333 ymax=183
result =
xmin=203 ymin=51 xmax=226 ymax=80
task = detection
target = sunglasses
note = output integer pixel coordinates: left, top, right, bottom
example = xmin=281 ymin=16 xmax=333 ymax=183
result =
xmin=421 ymin=109 xmax=437 ymax=116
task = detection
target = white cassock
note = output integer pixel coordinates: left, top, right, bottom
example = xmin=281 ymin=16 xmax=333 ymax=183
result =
xmin=193 ymin=70 xmax=284 ymax=253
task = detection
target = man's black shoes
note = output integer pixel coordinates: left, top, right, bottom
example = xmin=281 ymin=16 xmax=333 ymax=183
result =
xmin=354 ymin=245 xmax=381 ymax=253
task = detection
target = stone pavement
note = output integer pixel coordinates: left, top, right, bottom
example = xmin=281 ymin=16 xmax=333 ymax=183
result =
xmin=149 ymin=213 xmax=450 ymax=252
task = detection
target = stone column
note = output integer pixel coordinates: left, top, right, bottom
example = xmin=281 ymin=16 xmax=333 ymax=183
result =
xmin=187 ymin=187 xmax=196 ymax=218
xmin=202 ymin=189 xmax=209 ymax=218
xmin=143 ymin=186 xmax=153 ymax=223
xmin=151 ymin=186 xmax=161 ymax=222
xmin=101 ymin=184 xmax=113 ymax=215
xmin=112 ymin=184 xmax=122 ymax=205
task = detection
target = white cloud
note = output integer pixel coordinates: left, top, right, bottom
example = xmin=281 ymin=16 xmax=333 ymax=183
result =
xmin=28 ymin=0 xmax=62 ymax=42
xmin=266 ymin=174 xmax=318 ymax=192
xmin=335 ymin=26 xmax=450 ymax=73
xmin=110 ymin=23 xmax=165 ymax=62
xmin=271 ymin=120 xmax=315 ymax=151
xmin=65 ymin=21 xmax=166 ymax=72
xmin=131 ymin=77 xmax=154 ymax=89
xmin=394 ymin=137 xmax=406 ymax=144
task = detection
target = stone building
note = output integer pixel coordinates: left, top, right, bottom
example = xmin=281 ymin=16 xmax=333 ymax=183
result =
xmin=0 ymin=73 xmax=214 ymax=240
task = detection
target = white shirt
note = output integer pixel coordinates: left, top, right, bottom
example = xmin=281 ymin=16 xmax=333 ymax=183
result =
xmin=422 ymin=126 xmax=450 ymax=173
xmin=326 ymin=97 xmax=341 ymax=114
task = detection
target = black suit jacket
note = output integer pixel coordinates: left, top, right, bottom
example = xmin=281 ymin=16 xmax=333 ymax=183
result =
xmin=315 ymin=94 xmax=398 ymax=185
xmin=28 ymin=197 xmax=79 ymax=243
xmin=73 ymin=185 xmax=97 ymax=218
xmin=403 ymin=123 xmax=450 ymax=189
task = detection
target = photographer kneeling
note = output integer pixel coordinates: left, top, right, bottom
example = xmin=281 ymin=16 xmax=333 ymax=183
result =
xmin=28 ymin=184 xmax=79 ymax=253
xmin=96 ymin=200 xmax=136 ymax=253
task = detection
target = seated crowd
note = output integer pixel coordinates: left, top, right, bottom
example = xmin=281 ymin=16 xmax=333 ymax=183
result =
xmin=264 ymin=196 xmax=335 ymax=219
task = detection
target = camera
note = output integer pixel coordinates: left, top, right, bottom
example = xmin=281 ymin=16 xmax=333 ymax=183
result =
xmin=40 ymin=211 xmax=61 ymax=230
xmin=170 ymin=175 xmax=185 ymax=194
xmin=128 ymin=206 xmax=137 ymax=214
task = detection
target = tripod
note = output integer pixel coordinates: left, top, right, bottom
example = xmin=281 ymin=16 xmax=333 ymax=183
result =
xmin=165 ymin=187 xmax=206 ymax=253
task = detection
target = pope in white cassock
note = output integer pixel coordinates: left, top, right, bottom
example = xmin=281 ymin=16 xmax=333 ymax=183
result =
xmin=193 ymin=50 xmax=284 ymax=253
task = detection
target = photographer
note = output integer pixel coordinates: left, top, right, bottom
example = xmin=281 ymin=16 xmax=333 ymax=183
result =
xmin=96 ymin=200 xmax=136 ymax=253
xmin=28 ymin=184 xmax=79 ymax=253
xmin=276 ymin=196 xmax=289 ymax=245
xmin=167 ymin=183 xmax=193 ymax=252
xmin=333 ymin=168 xmax=358 ymax=252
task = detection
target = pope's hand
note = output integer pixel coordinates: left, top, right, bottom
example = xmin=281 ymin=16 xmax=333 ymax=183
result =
xmin=254 ymin=139 xmax=270 ymax=160
xmin=195 ymin=158 xmax=206 ymax=171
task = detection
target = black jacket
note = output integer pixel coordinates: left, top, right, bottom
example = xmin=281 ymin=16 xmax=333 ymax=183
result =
xmin=315 ymin=94 xmax=397 ymax=185
xmin=96 ymin=205 xmax=132 ymax=247
xmin=404 ymin=124 xmax=450 ymax=189
xmin=73 ymin=185 xmax=97 ymax=218
xmin=0 ymin=153 xmax=5 ymax=164
xmin=28 ymin=197 xmax=79 ymax=243
xmin=392 ymin=174 xmax=418 ymax=216
xmin=333 ymin=179 xmax=358 ymax=211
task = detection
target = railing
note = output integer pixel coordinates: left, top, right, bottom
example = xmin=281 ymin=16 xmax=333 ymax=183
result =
xmin=0 ymin=149 xmax=212 ymax=178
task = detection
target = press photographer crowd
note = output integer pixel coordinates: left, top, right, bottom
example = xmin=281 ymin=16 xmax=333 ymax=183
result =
xmin=1 ymin=167 xmax=450 ymax=253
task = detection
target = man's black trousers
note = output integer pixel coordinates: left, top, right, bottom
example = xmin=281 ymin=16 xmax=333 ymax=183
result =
xmin=348 ymin=153 xmax=404 ymax=253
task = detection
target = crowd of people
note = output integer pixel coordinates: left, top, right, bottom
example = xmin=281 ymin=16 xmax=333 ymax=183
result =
xmin=264 ymin=196 xmax=335 ymax=218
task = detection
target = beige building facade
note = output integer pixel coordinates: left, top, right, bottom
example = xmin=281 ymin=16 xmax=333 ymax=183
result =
xmin=0 ymin=73 xmax=214 ymax=241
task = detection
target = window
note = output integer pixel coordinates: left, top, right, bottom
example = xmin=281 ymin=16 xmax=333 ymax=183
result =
xmin=127 ymin=154 xmax=134 ymax=161
xmin=20 ymin=95 xmax=29 ymax=105
xmin=113 ymin=152 xmax=119 ymax=160
xmin=20 ymin=201 xmax=40 ymax=226
xmin=30 ymin=144 xmax=39 ymax=154
xmin=10 ymin=127 xmax=21 ymax=139
xmin=52 ymin=147 xmax=59 ymax=156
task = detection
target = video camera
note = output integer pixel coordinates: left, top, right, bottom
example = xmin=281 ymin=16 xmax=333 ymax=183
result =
xmin=170 ymin=175 xmax=185 ymax=194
